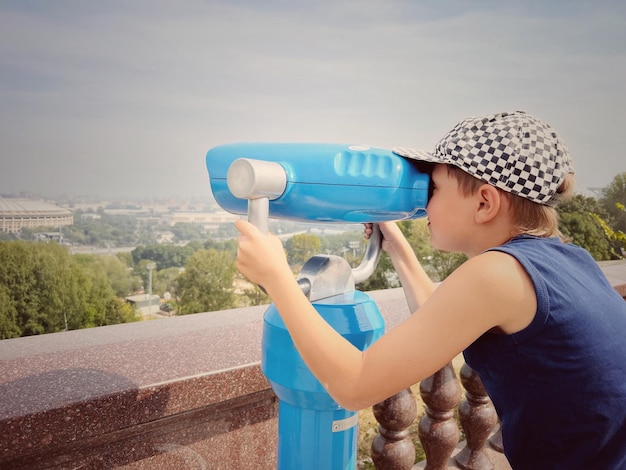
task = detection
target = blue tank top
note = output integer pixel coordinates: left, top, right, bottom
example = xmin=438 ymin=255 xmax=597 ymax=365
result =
xmin=463 ymin=236 xmax=626 ymax=469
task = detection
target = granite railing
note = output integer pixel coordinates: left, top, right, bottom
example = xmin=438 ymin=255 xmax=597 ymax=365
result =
xmin=0 ymin=288 xmax=408 ymax=469
xmin=1 ymin=261 xmax=625 ymax=469
xmin=0 ymin=303 xmax=278 ymax=469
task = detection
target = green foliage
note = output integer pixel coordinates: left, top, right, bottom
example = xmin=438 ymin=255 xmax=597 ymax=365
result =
xmin=590 ymin=212 xmax=626 ymax=259
xmin=131 ymin=243 xmax=198 ymax=270
xmin=559 ymin=212 xmax=612 ymax=260
xmin=170 ymin=222 xmax=207 ymax=242
xmin=558 ymin=193 xmax=623 ymax=260
xmin=238 ymin=282 xmax=270 ymax=307
xmin=153 ymin=267 xmax=182 ymax=298
xmin=399 ymin=219 xmax=467 ymax=282
xmin=319 ymin=230 xmax=363 ymax=255
xmin=130 ymin=243 xmax=207 ymax=297
xmin=0 ymin=231 xmax=17 ymax=241
xmin=116 ymin=251 xmax=134 ymax=268
xmin=204 ymin=238 xmax=238 ymax=254
xmin=356 ymin=252 xmax=397 ymax=291
xmin=18 ymin=228 xmax=37 ymax=241
xmin=176 ymin=249 xmax=237 ymax=314
xmin=62 ymin=213 xmax=139 ymax=247
xmin=0 ymin=241 xmax=138 ymax=339
xmin=427 ymin=250 xmax=468 ymax=281
xmin=398 ymin=219 xmax=431 ymax=260
xmin=75 ymin=254 xmax=142 ymax=297
xmin=101 ymin=297 xmax=138 ymax=326
xmin=0 ymin=284 xmax=20 ymax=339
xmin=285 ymin=233 xmax=322 ymax=266
xmin=600 ymin=172 xmax=626 ymax=233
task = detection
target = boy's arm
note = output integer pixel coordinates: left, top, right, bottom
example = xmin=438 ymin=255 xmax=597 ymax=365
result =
xmin=236 ymin=220 xmax=535 ymax=411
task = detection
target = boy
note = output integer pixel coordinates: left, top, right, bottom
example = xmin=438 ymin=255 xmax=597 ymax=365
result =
xmin=235 ymin=111 xmax=626 ymax=468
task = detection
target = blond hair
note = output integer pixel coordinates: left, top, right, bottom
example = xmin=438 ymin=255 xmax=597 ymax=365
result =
xmin=445 ymin=164 xmax=575 ymax=239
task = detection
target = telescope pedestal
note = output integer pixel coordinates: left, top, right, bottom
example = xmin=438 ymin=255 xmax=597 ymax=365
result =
xmin=262 ymin=291 xmax=385 ymax=469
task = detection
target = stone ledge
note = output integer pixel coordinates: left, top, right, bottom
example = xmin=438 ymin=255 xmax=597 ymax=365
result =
xmin=0 ymin=304 xmax=279 ymax=469
xmin=0 ymin=288 xmax=411 ymax=469
xmin=4 ymin=383 xmax=278 ymax=469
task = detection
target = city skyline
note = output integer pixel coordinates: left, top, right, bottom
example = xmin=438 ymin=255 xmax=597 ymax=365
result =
xmin=1 ymin=1 xmax=625 ymax=200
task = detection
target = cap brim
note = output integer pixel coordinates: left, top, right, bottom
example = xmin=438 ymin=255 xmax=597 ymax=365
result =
xmin=392 ymin=147 xmax=444 ymax=164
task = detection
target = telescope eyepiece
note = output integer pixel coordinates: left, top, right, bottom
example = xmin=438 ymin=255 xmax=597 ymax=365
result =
xmin=227 ymin=158 xmax=287 ymax=200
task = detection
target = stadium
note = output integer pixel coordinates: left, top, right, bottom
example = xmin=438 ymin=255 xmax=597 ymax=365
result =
xmin=0 ymin=198 xmax=73 ymax=233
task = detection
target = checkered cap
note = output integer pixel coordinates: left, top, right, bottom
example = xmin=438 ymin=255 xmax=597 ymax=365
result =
xmin=393 ymin=111 xmax=574 ymax=206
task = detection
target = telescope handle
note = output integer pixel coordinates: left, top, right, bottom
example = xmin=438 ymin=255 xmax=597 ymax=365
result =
xmin=247 ymin=198 xmax=270 ymax=235
xmin=352 ymin=224 xmax=382 ymax=285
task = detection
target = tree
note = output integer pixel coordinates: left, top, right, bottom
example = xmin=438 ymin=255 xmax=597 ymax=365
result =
xmin=0 ymin=240 xmax=138 ymax=339
xmin=356 ymin=252 xmax=397 ymax=291
xmin=75 ymin=254 xmax=141 ymax=297
xmin=399 ymin=219 xmax=432 ymax=261
xmin=131 ymin=243 xmax=200 ymax=270
xmin=600 ymin=172 xmax=626 ymax=233
xmin=319 ymin=230 xmax=364 ymax=255
xmin=238 ymin=281 xmax=270 ymax=308
xmin=0 ymin=284 xmax=20 ymax=339
xmin=557 ymin=194 xmax=612 ymax=260
xmin=176 ymin=249 xmax=237 ymax=314
xmin=101 ymin=297 xmax=137 ymax=326
xmin=0 ymin=232 xmax=16 ymax=242
xmin=61 ymin=214 xmax=140 ymax=247
xmin=170 ymin=222 xmax=206 ymax=242
xmin=285 ymin=233 xmax=322 ymax=267
xmin=560 ymin=212 xmax=612 ymax=260
xmin=0 ymin=241 xmax=85 ymax=335
xmin=204 ymin=238 xmax=237 ymax=254
xmin=590 ymin=203 xmax=626 ymax=259
xmin=427 ymin=250 xmax=468 ymax=281
xmin=153 ymin=267 xmax=182 ymax=298
xmin=116 ymin=251 xmax=134 ymax=269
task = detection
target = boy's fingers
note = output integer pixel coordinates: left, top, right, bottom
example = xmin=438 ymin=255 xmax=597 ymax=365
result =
xmin=234 ymin=218 xmax=246 ymax=233
xmin=363 ymin=223 xmax=374 ymax=239
xmin=235 ymin=219 xmax=259 ymax=236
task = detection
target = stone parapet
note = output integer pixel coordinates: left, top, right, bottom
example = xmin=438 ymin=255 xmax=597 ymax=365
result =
xmin=0 ymin=304 xmax=279 ymax=469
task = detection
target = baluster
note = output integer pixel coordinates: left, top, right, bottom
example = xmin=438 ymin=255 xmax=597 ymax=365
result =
xmin=418 ymin=362 xmax=462 ymax=470
xmin=454 ymin=363 xmax=498 ymax=470
xmin=371 ymin=387 xmax=417 ymax=470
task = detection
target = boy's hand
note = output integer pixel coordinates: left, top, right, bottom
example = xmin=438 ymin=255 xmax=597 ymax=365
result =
xmin=363 ymin=222 xmax=405 ymax=256
xmin=235 ymin=219 xmax=290 ymax=288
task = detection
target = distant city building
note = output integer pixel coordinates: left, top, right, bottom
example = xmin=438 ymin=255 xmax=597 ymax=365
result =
xmin=0 ymin=198 xmax=74 ymax=233
xmin=163 ymin=211 xmax=239 ymax=230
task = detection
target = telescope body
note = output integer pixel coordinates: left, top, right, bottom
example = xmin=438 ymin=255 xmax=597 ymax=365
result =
xmin=206 ymin=143 xmax=429 ymax=223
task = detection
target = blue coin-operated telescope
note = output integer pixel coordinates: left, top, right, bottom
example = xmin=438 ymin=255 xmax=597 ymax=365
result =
xmin=205 ymin=143 xmax=429 ymax=469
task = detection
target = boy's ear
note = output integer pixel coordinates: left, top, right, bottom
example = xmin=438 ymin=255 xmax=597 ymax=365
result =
xmin=474 ymin=184 xmax=501 ymax=224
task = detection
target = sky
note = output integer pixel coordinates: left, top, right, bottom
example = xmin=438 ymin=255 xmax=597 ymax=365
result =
xmin=1 ymin=0 xmax=625 ymax=201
